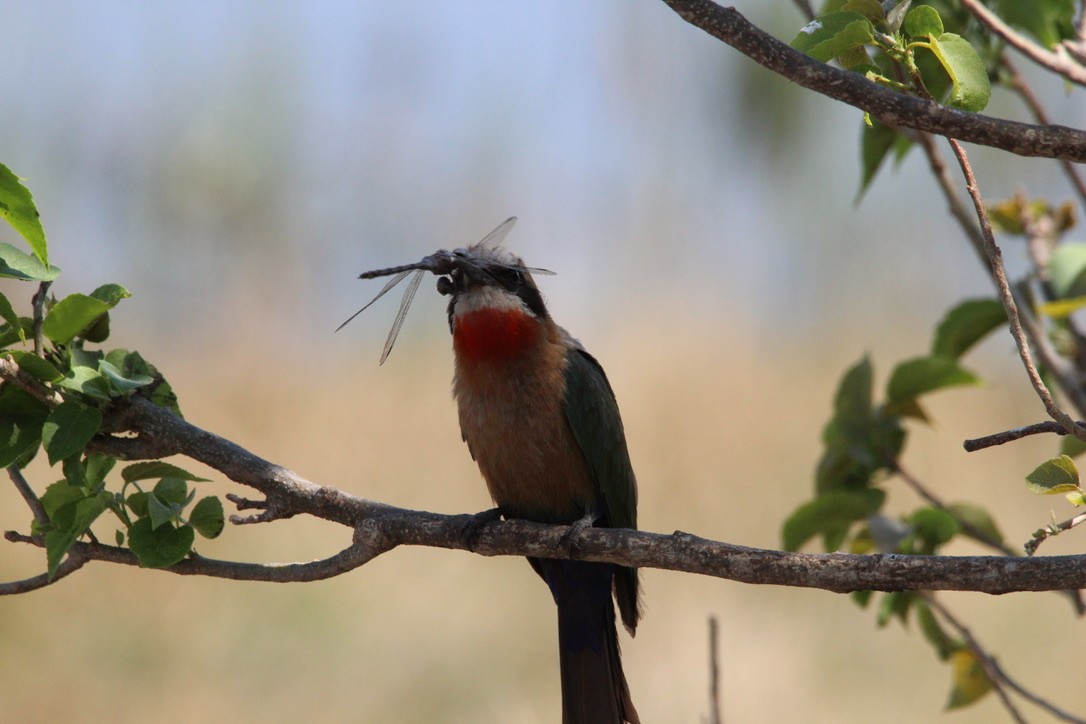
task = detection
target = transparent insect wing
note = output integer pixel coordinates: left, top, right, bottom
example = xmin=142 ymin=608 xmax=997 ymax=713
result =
xmin=475 ymin=216 xmax=518 ymax=250
xmin=335 ymin=269 xmax=413 ymax=333
xmin=380 ymin=268 xmax=426 ymax=364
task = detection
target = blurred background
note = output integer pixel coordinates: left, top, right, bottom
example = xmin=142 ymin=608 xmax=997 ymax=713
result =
xmin=1 ymin=1 xmax=1084 ymax=721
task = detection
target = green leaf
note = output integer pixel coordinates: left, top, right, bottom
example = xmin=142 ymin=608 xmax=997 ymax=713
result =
xmin=84 ymin=452 xmax=117 ymax=489
xmin=153 ymin=477 xmax=190 ymax=506
xmin=0 ymin=241 xmax=59 ymax=282
xmin=903 ymin=4 xmax=943 ymax=37
xmin=1047 ymin=243 xmax=1086 ymax=298
xmin=931 ymin=299 xmax=1006 ymax=359
xmin=55 ymin=365 xmax=113 ymax=401
xmin=5 ymin=350 xmax=63 ymax=382
xmin=1025 ymin=455 xmax=1081 ymax=494
xmin=99 ymin=359 xmax=153 ymax=392
xmin=127 ymin=517 xmax=195 ymax=568
xmin=190 ymin=496 xmax=225 ymax=539
xmin=0 ymin=292 xmax=21 ymax=340
xmin=88 ymin=283 xmax=131 ymax=307
xmin=946 ymin=649 xmax=992 ymax=709
xmin=42 ymin=294 xmax=111 ymax=345
xmin=78 ymin=312 xmax=110 ymax=343
xmin=44 ymin=491 xmax=110 ymax=578
xmin=886 ymin=356 xmax=979 ymax=404
xmin=41 ymin=401 xmax=102 ymax=465
xmin=782 ymin=488 xmax=886 ymax=551
xmin=121 ymin=461 xmax=210 ymax=483
xmin=1038 ymin=296 xmax=1086 ymax=319
xmin=995 ymin=0 xmax=1074 ymax=48
xmin=1060 ymin=434 xmax=1086 ymax=459
xmin=916 ymin=600 xmax=957 ymax=660
xmin=62 ymin=454 xmax=87 ymax=489
xmin=945 ymin=503 xmax=1003 ymax=546
xmin=40 ymin=480 xmax=87 ymax=520
xmin=126 ymin=491 xmax=150 ymax=517
xmin=920 ymin=33 xmax=991 ymax=112
xmin=0 ymin=163 xmax=48 ymax=267
xmin=858 ymin=120 xmax=899 ymax=198
xmin=841 ymin=0 xmax=884 ymax=22
xmin=828 ymin=355 xmax=873 ymax=440
xmin=147 ymin=490 xmax=179 ymax=530
xmin=876 ymin=590 xmax=914 ymax=627
xmin=0 ymin=387 xmax=48 ymax=468
xmin=792 ymin=12 xmax=875 ymax=63
xmin=909 ymin=507 xmax=959 ymax=550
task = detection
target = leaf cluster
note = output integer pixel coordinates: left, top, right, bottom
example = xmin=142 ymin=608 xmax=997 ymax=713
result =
xmin=795 ymin=1 xmax=1077 ymax=195
xmin=0 ymin=163 xmax=223 ymax=578
xmin=783 ymin=297 xmax=1006 ymax=707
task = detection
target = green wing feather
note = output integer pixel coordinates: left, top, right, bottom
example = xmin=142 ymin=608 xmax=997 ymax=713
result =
xmin=562 ymin=348 xmax=637 ymax=531
xmin=562 ymin=346 xmax=641 ymax=633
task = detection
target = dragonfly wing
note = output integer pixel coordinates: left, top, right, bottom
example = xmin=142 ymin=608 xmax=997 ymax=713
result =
xmin=380 ymin=269 xmax=425 ymax=364
xmin=335 ymin=269 xmax=412 ymax=333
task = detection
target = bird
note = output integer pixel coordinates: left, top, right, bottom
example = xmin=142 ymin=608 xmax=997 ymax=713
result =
xmin=345 ymin=218 xmax=641 ymax=723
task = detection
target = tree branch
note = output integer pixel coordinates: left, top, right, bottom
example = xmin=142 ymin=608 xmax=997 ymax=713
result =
xmin=2 ymin=388 xmax=1086 ymax=595
xmin=658 ymin=1 xmax=1086 ymax=162
xmin=947 ymin=138 xmax=1086 ymax=440
xmin=964 ymin=420 xmax=1086 ymax=451
xmin=924 ymin=593 xmax=1086 ymax=723
xmin=1026 ymin=511 xmax=1086 ymax=557
xmin=960 ymin=0 xmax=1086 ymax=88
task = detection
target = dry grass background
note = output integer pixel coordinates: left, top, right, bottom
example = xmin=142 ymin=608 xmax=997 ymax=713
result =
xmin=2 ymin=300 xmax=1085 ymax=723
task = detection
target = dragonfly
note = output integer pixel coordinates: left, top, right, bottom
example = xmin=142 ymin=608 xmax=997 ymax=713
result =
xmin=337 ymin=217 xmax=554 ymax=364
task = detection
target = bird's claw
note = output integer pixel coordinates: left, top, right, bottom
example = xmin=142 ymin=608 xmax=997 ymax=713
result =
xmin=558 ymin=510 xmax=598 ymax=560
xmin=457 ymin=507 xmax=504 ymax=552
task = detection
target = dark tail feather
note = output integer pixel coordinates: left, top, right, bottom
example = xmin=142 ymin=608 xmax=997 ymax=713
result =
xmin=534 ymin=558 xmax=639 ymax=724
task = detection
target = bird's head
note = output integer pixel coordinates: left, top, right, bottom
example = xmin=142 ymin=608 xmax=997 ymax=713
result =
xmin=343 ymin=217 xmax=554 ymax=364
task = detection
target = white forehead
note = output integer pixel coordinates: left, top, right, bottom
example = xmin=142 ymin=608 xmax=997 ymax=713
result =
xmin=461 ymin=242 xmax=525 ymax=268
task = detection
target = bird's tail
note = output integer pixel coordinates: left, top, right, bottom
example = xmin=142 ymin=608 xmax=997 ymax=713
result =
xmin=535 ymin=558 xmax=639 ymax=724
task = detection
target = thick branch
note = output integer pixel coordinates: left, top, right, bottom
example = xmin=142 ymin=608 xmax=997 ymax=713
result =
xmin=6 ymin=367 xmax=1086 ymax=596
xmin=659 ymin=1 xmax=1086 ymax=162
xmin=8 ymin=500 xmax=1086 ymax=595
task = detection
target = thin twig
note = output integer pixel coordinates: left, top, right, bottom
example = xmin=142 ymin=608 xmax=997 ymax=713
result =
xmin=708 ymin=615 xmax=722 ymax=724
xmin=947 ymin=138 xmax=1086 ymax=441
xmin=894 ymin=460 xmax=1085 ymax=614
xmin=964 ymin=420 xmax=1081 ymax=451
xmin=1001 ymin=54 xmax=1086 ymax=209
xmin=8 ymin=466 xmax=47 ymax=527
xmin=1026 ymin=511 xmax=1086 ymax=556
xmin=30 ymin=281 xmax=50 ymax=358
xmin=960 ymin=0 xmax=1086 ymax=87
xmin=923 ymin=594 xmax=1027 ymax=723
xmin=924 ymin=593 xmax=1086 ymax=723
xmin=892 ymin=462 xmax=1016 ymax=556
xmin=790 ymin=0 xmax=814 ymax=22
xmin=1 ymin=531 xmax=385 ymax=591
xmin=913 ymin=131 xmax=990 ymax=271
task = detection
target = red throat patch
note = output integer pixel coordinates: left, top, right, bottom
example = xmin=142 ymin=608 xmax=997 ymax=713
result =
xmin=453 ymin=307 xmax=540 ymax=362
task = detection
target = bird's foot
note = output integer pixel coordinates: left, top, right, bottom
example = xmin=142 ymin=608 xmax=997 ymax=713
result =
xmin=558 ymin=510 xmax=598 ymax=560
xmin=456 ymin=507 xmax=504 ymax=552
